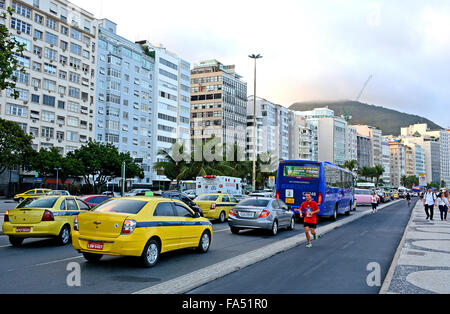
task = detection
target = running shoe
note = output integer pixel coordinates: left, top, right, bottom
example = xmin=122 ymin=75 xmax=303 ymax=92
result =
xmin=306 ymin=242 xmax=312 ymax=248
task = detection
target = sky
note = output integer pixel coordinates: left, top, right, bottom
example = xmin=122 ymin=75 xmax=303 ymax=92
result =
xmin=71 ymin=0 xmax=450 ymax=128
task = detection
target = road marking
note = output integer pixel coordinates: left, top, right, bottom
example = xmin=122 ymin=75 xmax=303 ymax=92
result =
xmin=7 ymin=256 xmax=83 ymax=272
xmin=214 ymin=228 xmax=229 ymax=233
xmin=304 ymin=259 xmax=328 ymax=276
xmin=341 ymin=240 xmax=355 ymax=250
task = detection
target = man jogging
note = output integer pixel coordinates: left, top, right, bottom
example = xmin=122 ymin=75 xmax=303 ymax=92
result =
xmin=299 ymin=192 xmax=320 ymax=248
xmin=406 ymin=192 xmax=412 ymax=207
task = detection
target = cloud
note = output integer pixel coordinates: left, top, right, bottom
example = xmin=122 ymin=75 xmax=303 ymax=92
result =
xmin=71 ymin=0 xmax=450 ymax=128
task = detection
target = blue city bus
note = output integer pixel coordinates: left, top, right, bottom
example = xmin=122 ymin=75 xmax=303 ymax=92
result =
xmin=276 ymin=160 xmax=355 ymax=221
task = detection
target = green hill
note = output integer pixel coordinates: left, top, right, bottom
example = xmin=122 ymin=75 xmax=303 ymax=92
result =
xmin=289 ymin=100 xmax=443 ymax=136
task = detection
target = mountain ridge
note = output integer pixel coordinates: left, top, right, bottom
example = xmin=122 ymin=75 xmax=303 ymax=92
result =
xmin=289 ymin=100 xmax=443 ymax=136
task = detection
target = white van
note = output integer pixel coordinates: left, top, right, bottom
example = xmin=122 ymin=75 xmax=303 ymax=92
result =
xmin=196 ymin=176 xmax=243 ymax=196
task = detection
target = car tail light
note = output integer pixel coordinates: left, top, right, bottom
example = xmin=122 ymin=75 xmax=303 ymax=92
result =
xmin=318 ymin=192 xmax=323 ymax=205
xmin=210 ymin=203 xmax=216 ymax=210
xmin=4 ymin=210 xmax=9 ymax=222
xmin=229 ymin=208 xmax=235 ymax=217
xmin=121 ymin=219 xmax=137 ymax=235
xmin=276 ymin=190 xmax=280 ymax=199
xmin=259 ymin=210 xmax=270 ymax=218
xmin=74 ymin=216 xmax=79 ymax=231
xmin=42 ymin=210 xmax=54 ymax=221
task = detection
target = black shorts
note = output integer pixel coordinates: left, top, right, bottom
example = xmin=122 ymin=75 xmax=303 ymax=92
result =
xmin=304 ymin=222 xmax=317 ymax=229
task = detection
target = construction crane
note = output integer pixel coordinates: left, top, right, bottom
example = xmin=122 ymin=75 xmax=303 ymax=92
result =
xmin=343 ymin=75 xmax=373 ymax=121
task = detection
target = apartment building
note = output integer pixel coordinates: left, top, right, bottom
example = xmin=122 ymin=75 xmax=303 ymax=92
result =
xmin=291 ymin=112 xmax=318 ymax=161
xmin=134 ymin=40 xmax=191 ymax=187
xmin=295 ymin=108 xmax=347 ymax=165
xmin=357 ymin=134 xmax=372 ymax=168
xmin=353 ymin=125 xmax=383 ymax=167
xmin=346 ymin=125 xmax=358 ymax=163
xmin=95 ymin=19 xmax=155 ymax=185
xmin=381 ymin=142 xmax=391 ymax=187
xmin=190 ymin=60 xmax=247 ymax=153
xmin=1 ymin=0 xmax=98 ymax=155
xmin=389 ymin=141 xmax=406 ymax=188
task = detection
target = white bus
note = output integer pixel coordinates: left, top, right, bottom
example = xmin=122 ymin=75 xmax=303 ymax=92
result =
xmin=196 ymin=176 xmax=243 ymax=196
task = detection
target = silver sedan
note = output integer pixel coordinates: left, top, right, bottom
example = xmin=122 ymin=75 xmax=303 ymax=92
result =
xmin=228 ymin=197 xmax=295 ymax=236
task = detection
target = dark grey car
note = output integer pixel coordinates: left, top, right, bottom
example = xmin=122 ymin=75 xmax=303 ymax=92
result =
xmin=228 ymin=198 xmax=295 ymax=236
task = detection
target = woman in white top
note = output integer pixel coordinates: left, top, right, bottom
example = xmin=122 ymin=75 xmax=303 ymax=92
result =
xmin=439 ymin=192 xmax=449 ymax=221
xmin=371 ymin=192 xmax=379 ymax=213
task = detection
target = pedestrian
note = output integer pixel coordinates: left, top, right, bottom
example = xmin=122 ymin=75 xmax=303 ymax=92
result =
xmin=439 ymin=192 xmax=449 ymax=222
xmin=299 ymin=192 xmax=320 ymax=248
xmin=423 ymin=188 xmax=436 ymax=220
xmin=405 ymin=192 xmax=412 ymax=207
xmin=371 ymin=191 xmax=379 ymax=213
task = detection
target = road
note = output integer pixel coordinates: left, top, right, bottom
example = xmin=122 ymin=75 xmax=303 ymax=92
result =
xmin=188 ymin=199 xmax=416 ymax=294
xmin=0 ymin=199 xmax=408 ymax=294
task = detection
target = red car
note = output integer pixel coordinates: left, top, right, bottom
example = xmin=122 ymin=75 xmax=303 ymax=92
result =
xmin=78 ymin=195 xmax=112 ymax=208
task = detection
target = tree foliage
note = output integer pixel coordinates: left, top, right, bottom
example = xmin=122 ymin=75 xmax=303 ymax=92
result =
xmin=0 ymin=118 xmax=34 ymax=175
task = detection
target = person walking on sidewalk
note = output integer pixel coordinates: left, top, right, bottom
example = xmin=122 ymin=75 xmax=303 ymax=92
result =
xmin=299 ymin=192 xmax=320 ymax=248
xmin=438 ymin=192 xmax=449 ymax=222
xmin=423 ymin=188 xmax=436 ymax=220
xmin=371 ymin=192 xmax=379 ymax=213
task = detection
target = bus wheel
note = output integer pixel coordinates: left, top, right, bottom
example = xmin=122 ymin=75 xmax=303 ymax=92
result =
xmin=331 ymin=206 xmax=338 ymax=221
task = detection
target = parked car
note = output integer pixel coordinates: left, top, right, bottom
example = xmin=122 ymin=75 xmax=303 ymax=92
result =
xmin=159 ymin=191 xmax=203 ymax=216
xmin=3 ymin=196 xmax=92 ymax=246
xmin=13 ymin=189 xmax=52 ymax=203
xmin=47 ymin=190 xmax=71 ymax=196
xmin=354 ymin=189 xmax=373 ymax=206
xmin=194 ymin=193 xmax=238 ymax=223
xmin=78 ymin=195 xmax=112 ymax=208
xmin=71 ymin=197 xmax=213 ymax=267
xmin=228 ymin=197 xmax=295 ymax=236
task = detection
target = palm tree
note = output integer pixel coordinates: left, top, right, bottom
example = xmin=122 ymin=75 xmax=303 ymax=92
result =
xmin=373 ymin=164 xmax=385 ymax=187
xmin=343 ymin=160 xmax=358 ymax=172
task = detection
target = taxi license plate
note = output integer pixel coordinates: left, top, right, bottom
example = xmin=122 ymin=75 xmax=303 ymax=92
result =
xmin=87 ymin=242 xmax=104 ymax=250
xmin=16 ymin=227 xmax=31 ymax=233
xmin=239 ymin=211 xmax=254 ymax=218
xmin=285 ymin=198 xmax=295 ymax=204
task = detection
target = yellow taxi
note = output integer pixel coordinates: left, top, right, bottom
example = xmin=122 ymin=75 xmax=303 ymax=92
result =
xmin=194 ymin=193 xmax=238 ymax=223
xmin=3 ymin=196 xmax=92 ymax=246
xmin=13 ymin=189 xmax=52 ymax=203
xmin=393 ymin=193 xmax=399 ymax=199
xmin=71 ymin=197 xmax=213 ymax=267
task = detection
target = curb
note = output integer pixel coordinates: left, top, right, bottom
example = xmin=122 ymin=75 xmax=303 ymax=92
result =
xmin=379 ymin=200 xmax=418 ymax=294
xmin=134 ymin=200 xmax=402 ymax=294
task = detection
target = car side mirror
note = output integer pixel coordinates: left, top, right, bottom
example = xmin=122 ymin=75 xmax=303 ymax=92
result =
xmin=194 ymin=212 xmax=200 ymax=218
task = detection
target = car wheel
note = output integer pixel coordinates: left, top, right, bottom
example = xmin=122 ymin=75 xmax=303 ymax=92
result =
xmin=56 ymin=225 xmax=71 ymax=246
xmin=230 ymin=227 xmax=240 ymax=234
xmin=9 ymin=236 xmax=24 ymax=247
xmin=270 ymin=220 xmax=278 ymax=236
xmin=197 ymin=230 xmax=211 ymax=253
xmin=141 ymin=239 xmax=160 ymax=268
xmin=82 ymin=252 xmax=103 ymax=263
xmin=287 ymin=217 xmax=295 ymax=231
xmin=219 ymin=211 xmax=226 ymax=223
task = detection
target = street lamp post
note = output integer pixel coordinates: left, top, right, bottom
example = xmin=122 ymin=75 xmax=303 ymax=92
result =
xmin=249 ymin=54 xmax=262 ymax=192
xmin=54 ymin=168 xmax=62 ymax=190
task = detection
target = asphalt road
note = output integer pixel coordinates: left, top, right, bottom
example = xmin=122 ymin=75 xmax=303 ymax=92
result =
xmin=188 ymin=199 xmax=416 ymax=294
xmin=0 ymin=200 xmax=408 ymax=294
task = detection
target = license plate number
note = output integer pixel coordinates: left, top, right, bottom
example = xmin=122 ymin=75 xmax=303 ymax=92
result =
xmin=16 ymin=227 xmax=31 ymax=233
xmin=239 ymin=211 xmax=254 ymax=218
xmin=87 ymin=242 xmax=104 ymax=250
xmin=285 ymin=198 xmax=295 ymax=204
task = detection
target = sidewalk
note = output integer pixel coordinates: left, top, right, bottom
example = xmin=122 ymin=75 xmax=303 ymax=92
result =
xmin=381 ymin=201 xmax=450 ymax=294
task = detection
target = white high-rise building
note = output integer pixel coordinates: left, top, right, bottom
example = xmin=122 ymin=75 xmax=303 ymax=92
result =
xmin=1 ymin=0 xmax=98 ymax=155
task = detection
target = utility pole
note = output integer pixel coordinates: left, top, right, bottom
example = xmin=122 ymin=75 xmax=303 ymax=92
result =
xmin=54 ymin=168 xmax=62 ymax=190
xmin=121 ymin=161 xmax=126 ymax=196
xmin=249 ymin=54 xmax=262 ymax=191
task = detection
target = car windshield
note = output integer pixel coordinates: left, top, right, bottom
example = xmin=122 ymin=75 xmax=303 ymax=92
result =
xmin=355 ymin=190 xmax=371 ymax=195
xmin=92 ymin=199 xmax=147 ymax=214
xmin=238 ymin=199 xmax=270 ymax=207
xmin=48 ymin=191 xmax=67 ymax=195
xmin=17 ymin=197 xmax=58 ymax=209
xmin=196 ymin=195 xmax=219 ymax=201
